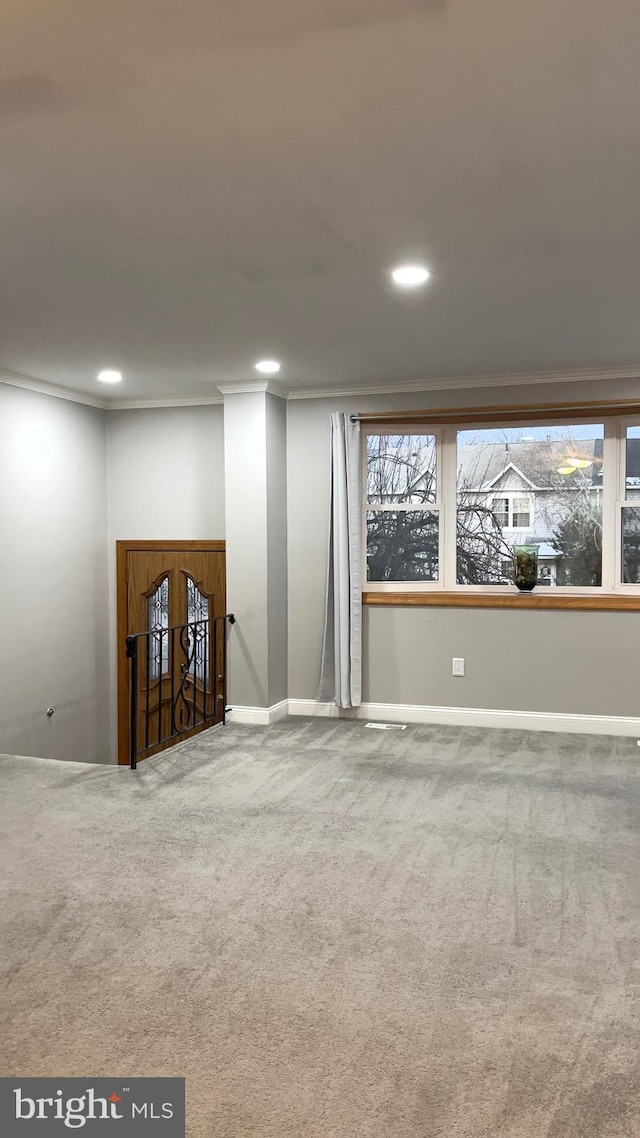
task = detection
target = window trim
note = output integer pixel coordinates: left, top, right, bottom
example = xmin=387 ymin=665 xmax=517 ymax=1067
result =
xmin=362 ymin=590 xmax=640 ymax=611
xmin=618 ymin=420 xmax=640 ymax=587
xmin=363 ymin=414 xmax=640 ymax=605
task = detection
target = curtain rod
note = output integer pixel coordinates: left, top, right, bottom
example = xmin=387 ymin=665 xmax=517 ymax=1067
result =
xmin=349 ymin=396 xmax=640 ymax=425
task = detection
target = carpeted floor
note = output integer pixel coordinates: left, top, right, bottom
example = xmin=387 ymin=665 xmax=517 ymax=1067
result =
xmin=1 ymin=718 xmax=640 ymax=1136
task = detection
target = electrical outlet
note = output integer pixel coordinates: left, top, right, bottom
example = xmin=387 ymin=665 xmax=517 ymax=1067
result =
xmin=452 ymin=657 xmax=465 ymax=677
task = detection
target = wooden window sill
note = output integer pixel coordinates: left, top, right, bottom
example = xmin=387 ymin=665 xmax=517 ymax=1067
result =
xmin=363 ymin=591 xmax=640 ymax=611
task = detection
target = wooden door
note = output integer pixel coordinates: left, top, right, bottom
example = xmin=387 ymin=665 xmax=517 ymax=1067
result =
xmin=117 ymin=541 xmax=226 ymax=764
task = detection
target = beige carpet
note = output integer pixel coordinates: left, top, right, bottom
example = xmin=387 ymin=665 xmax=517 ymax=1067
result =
xmin=1 ymin=719 xmax=640 ymax=1136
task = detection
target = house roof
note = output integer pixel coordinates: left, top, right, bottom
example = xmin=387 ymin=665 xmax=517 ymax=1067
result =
xmin=483 ymin=461 xmax=540 ymax=491
xmin=537 ymin=542 xmax=563 ymax=560
xmin=458 ymin=439 xmax=604 ymax=491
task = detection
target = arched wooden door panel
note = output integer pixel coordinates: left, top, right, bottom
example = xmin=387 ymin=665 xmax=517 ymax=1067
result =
xmin=116 ymin=541 xmax=226 ymax=764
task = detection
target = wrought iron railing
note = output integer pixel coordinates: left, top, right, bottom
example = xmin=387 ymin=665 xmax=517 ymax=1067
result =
xmin=126 ymin=613 xmax=235 ymax=769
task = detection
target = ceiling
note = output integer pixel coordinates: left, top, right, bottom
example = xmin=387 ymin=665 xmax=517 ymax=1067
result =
xmin=1 ymin=0 xmax=640 ymax=403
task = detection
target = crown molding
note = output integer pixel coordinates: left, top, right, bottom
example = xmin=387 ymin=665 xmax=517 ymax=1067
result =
xmin=0 ymin=369 xmax=107 ymax=409
xmin=4 ymin=363 xmax=640 ymax=412
xmin=106 ymin=394 xmax=223 ymax=410
xmin=286 ymin=364 xmax=640 ymax=401
xmin=0 ymin=369 xmax=225 ymax=411
xmin=217 ymin=379 xmax=286 ymax=397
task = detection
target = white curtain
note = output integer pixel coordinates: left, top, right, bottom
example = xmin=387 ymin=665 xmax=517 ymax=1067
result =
xmin=318 ymin=412 xmax=362 ymax=708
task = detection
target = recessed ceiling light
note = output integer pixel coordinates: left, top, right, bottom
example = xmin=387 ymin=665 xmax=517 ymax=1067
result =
xmin=391 ymin=263 xmax=431 ymax=288
xmin=254 ymin=359 xmax=281 ymax=375
xmin=97 ymin=369 xmax=123 ymax=384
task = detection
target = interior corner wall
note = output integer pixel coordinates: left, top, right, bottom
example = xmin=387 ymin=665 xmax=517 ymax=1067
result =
xmin=0 ymin=384 xmax=110 ymax=763
xmin=287 ymin=380 xmax=640 ymax=719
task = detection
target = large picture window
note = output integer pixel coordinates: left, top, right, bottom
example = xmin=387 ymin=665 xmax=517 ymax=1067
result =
xmin=364 ymin=412 xmax=639 ymax=598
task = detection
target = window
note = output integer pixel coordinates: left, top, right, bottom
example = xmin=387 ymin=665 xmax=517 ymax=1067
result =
xmin=488 ymin=494 xmax=532 ymax=529
xmin=186 ymin=576 xmax=209 ymax=681
xmin=366 ymin=434 xmax=440 ymax=581
xmin=512 ymin=496 xmax=531 ymax=528
xmin=491 ymin=497 xmax=509 ymax=529
xmin=364 ymin=414 xmax=639 ymax=598
xmin=148 ymin=576 xmax=169 ymax=680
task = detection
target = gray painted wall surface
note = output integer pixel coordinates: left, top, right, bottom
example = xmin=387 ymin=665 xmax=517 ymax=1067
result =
xmin=266 ymin=393 xmax=288 ymax=706
xmin=107 ymin=406 xmax=225 ymax=540
xmin=287 ymin=379 xmax=640 ymax=716
xmin=222 ymin=391 xmax=288 ymax=709
xmin=224 ymin=392 xmax=270 ymax=708
xmin=364 ymin=606 xmax=640 ymax=717
xmin=0 ymin=385 xmax=110 ymax=762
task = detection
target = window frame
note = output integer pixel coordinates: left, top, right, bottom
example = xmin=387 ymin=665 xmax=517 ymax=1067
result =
xmin=363 ymin=415 xmax=640 ymax=599
xmin=617 ymin=418 xmax=640 ymax=589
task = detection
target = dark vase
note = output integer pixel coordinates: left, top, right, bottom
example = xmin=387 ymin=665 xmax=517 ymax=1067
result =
xmin=514 ymin=546 xmax=538 ymax=591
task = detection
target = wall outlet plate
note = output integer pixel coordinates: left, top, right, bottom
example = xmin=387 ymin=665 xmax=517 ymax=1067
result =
xmin=452 ymin=658 xmax=465 ymax=677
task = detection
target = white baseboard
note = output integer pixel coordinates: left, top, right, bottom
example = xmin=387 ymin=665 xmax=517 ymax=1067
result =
xmin=287 ymin=700 xmax=342 ymax=720
xmin=226 ymin=700 xmax=289 ymax=726
xmin=286 ymin=699 xmax=640 ymax=737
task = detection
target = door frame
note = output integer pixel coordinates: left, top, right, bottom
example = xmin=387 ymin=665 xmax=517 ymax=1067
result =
xmin=116 ymin=540 xmax=226 ymax=765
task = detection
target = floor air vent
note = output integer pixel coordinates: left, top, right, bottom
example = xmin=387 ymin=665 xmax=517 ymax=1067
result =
xmin=365 ymin=722 xmax=407 ymax=731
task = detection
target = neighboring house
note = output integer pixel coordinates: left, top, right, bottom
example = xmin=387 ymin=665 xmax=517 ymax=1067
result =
xmin=457 ymin=438 xmax=606 ymax=585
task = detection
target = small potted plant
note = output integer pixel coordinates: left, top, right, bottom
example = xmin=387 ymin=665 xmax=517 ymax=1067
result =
xmin=514 ymin=545 xmax=538 ymax=591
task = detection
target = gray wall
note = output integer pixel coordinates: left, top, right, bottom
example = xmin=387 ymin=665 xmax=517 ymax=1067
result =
xmin=106 ymin=406 xmax=225 ymax=540
xmin=223 ymin=392 xmax=270 ymax=708
xmin=266 ymin=393 xmax=288 ymax=705
xmin=287 ymin=379 xmax=640 ymax=717
xmin=0 ymin=384 xmax=110 ymax=762
xmin=221 ymin=390 xmax=288 ymax=709
xmin=364 ymin=606 xmax=640 ymax=717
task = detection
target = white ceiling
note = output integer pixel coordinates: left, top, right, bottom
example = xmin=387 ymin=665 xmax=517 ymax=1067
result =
xmin=1 ymin=0 xmax=640 ymax=403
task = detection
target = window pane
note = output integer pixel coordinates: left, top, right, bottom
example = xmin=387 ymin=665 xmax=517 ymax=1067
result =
xmin=457 ymin=499 xmax=514 ymax=583
xmin=457 ymin=425 xmax=603 ymax=586
xmin=554 ymin=500 xmax=602 ymax=585
xmin=491 ymin=497 xmax=509 ymax=528
xmin=512 ymin=496 xmax=531 ymax=527
xmin=622 ymin=507 xmax=640 ymax=583
xmin=367 ymin=510 xmax=439 ymax=581
xmin=625 ymin=427 xmax=640 ymax=500
xmin=367 ymin=434 xmax=436 ymax=504
xmin=148 ymin=576 xmax=169 ymax=680
xmin=186 ymin=577 xmax=209 ymax=681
